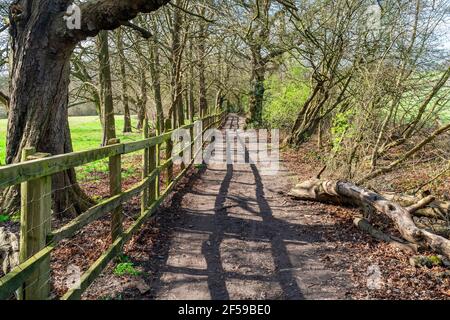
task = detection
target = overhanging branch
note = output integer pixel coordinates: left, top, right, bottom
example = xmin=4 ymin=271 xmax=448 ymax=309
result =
xmin=60 ymin=0 xmax=171 ymax=43
xmin=122 ymin=21 xmax=152 ymax=39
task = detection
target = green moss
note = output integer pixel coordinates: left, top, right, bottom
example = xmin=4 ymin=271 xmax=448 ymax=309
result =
xmin=0 ymin=212 xmax=20 ymax=225
xmin=428 ymin=255 xmax=442 ymax=266
xmin=411 ymin=255 xmax=444 ymax=268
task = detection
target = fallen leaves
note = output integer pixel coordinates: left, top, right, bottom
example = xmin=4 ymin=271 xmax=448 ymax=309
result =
xmin=282 ymin=146 xmax=450 ymax=300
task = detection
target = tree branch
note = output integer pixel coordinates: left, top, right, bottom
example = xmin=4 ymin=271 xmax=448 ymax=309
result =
xmin=168 ymin=2 xmax=215 ymax=23
xmin=59 ymin=0 xmax=171 ymax=43
xmin=359 ymin=121 xmax=450 ymax=184
xmin=407 ymin=196 xmax=436 ymax=214
xmin=122 ymin=22 xmax=152 ymax=39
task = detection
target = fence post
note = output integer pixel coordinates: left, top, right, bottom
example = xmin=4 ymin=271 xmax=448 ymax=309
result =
xmin=190 ymin=124 xmax=194 ymax=165
xmin=141 ymin=120 xmax=149 ymax=215
xmin=108 ymin=138 xmax=122 ymax=241
xmin=19 ymin=147 xmax=51 ymax=300
xmin=165 ymin=119 xmax=173 ymax=184
xmin=156 ymin=139 xmax=161 ymax=200
xmin=180 ymin=132 xmax=185 ymax=172
xmin=148 ymin=133 xmax=157 ymax=209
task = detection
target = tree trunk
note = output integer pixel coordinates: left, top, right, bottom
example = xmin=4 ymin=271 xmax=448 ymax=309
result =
xmin=197 ymin=16 xmax=208 ymax=118
xmin=248 ymin=48 xmax=265 ymax=127
xmin=136 ymin=54 xmax=147 ymax=131
xmin=288 ymin=85 xmax=329 ymax=145
xmin=2 ymin=1 xmax=94 ymax=216
xmin=116 ymin=28 xmax=132 ymax=133
xmin=353 ymin=217 xmax=418 ymax=254
xmin=185 ymin=37 xmax=195 ymax=123
xmin=97 ymin=30 xmax=117 ymax=146
xmin=148 ymin=31 xmax=164 ymax=133
xmin=170 ymin=1 xmax=185 ymax=128
xmin=0 ymin=91 xmax=9 ymax=109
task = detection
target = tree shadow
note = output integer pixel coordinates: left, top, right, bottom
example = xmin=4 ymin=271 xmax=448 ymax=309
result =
xmin=201 ymin=164 xmax=233 ymax=299
xmin=122 ymin=115 xmax=353 ymax=300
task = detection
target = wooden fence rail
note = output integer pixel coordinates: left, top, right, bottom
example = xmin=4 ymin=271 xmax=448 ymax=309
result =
xmin=0 ymin=112 xmax=225 ymax=300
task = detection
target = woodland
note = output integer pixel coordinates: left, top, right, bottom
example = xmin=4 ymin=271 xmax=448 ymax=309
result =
xmin=0 ymin=0 xmax=449 ymax=300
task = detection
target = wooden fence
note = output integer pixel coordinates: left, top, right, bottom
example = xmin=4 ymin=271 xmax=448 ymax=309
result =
xmin=0 ymin=112 xmax=225 ymax=300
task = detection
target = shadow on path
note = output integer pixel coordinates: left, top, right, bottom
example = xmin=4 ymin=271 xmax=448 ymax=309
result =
xmin=126 ymin=114 xmax=351 ymax=300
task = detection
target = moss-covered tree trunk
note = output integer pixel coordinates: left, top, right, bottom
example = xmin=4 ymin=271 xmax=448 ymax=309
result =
xmin=248 ymin=47 xmax=266 ymax=127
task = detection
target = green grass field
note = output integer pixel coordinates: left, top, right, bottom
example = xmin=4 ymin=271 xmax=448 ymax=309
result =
xmin=0 ymin=116 xmax=142 ymax=166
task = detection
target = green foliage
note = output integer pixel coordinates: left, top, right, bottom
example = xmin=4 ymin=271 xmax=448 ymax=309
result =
xmin=262 ymin=65 xmax=310 ymax=130
xmin=10 ymin=212 xmax=20 ymax=222
xmin=114 ymin=262 xmax=141 ymax=277
xmin=330 ymin=110 xmax=354 ymax=152
xmin=0 ymin=214 xmax=9 ymax=223
xmin=240 ymin=94 xmax=250 ymax=114
xmin=113 ymin=254 xmax=141 ymax=277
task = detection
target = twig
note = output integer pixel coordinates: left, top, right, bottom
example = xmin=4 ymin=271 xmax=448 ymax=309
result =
xmin=122 ymin=22 xmax=152 ymax=39
xmin=412 ymin=162 xmax=450 ymax=194
xmin=315 ymin=165 xmax=327 ymax=179
xmin=407 ymin=195 xmax=435 ymax=213
xmin=168 ymin=2 xmax=215 ymax=23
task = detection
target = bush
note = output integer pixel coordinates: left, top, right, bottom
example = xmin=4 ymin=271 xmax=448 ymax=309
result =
xmin=263 ymin=66 xmax=310 ymax=130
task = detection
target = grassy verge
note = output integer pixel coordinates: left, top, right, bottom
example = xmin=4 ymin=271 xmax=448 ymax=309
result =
xmin=0 ymin=115 xmax=142 ymax=166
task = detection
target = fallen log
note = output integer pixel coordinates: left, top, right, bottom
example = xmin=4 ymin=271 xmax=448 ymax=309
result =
xmin=353 ymin=217 xmax=418 ymax=254
xmin=382 ymin=193 xmax=449 ymax=220
xmin=289 ymin=178 xmax=450 ymax=259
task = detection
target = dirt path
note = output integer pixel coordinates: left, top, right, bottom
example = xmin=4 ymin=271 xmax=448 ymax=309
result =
xmin=142 ymin=114 xmax=351 ymax=300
